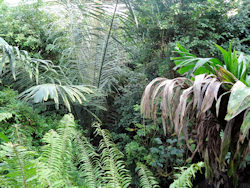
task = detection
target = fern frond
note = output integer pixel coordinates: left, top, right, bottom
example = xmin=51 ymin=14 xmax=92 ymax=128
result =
xmin=37 ymin=114 xmax=76 ymax=187
xmin=0 ymin=142 xmax=38 ymax=187
xmin=93 ymin=122 xmax=132 ymax=188
xmin=37 ymin=130 xmax=64 ymax=186
xmin=0 ymin=112 xmax=12 ymax=122
xmin=136 ymin=163 xmax=160 ymax=188
xmin=170 ymin=162 xmax=204 ymax=188
xmin=74 ymin=134 xmax=103 ymax=188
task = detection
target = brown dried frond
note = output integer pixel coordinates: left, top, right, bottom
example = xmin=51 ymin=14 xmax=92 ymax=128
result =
xmin=141 ymin=74 xmax=223 ymax=139
xmin=197 ymin=113 xmax=221 ymax=170
xmin=141 ymin=77 xmax=191 ymax=135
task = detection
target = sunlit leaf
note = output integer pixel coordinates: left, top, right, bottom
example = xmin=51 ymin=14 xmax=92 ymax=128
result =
xmin=225 ymin=81 xmax=250 ymax=120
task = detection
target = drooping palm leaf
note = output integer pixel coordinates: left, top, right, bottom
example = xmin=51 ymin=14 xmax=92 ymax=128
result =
xmin=141 ymin=73 xmax=249 ymax=184
xmin=19 ymin=84 xmax=94 ymax=112
xmin=141 ymin=74 xmax=223 ymax=137
xmin=0 ymin=36 xmax=60 ymax=87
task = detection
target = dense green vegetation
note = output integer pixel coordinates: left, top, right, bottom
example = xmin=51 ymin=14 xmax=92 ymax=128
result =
xmin=0 ymin=0 xmax=249 ymax=187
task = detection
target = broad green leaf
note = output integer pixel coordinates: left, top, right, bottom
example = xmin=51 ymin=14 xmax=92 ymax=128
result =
xmin=177 ymin=65 xmax=195 ymax=75
xmin=0 ymin=132 xmax=9 ymax=143
xmin=225 ymin=81 xmax=250 ymax=120
xmin=215 ymin=43 xmax=229 ymax=68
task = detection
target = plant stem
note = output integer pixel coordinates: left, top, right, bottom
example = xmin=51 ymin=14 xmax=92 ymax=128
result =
xmin=97 ymin=0 xmax=119 ymax=88
xmin=13 ymin=144 xmax=27 ymax=188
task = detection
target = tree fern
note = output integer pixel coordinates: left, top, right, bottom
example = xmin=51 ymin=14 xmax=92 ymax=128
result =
xmin=136 ymin=163 xmax=160 ymax=188
xmin=170 ymin=162 xmax=204 ymax=188
xmin=93 ymin=122 xmax=132 ymax=188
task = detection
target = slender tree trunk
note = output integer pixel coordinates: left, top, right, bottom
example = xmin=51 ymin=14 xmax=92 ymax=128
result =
xmin=97 ymin=0 xmax=119 ymax=88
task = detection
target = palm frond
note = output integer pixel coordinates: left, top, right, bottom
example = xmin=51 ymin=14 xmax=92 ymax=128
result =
xmin=19 ymin=84 xmax=94 ymax=112
xmin=97 ymin=0 xmax=118 ymax=88
xmin=0 ymin=36 xmax=60 ymax=88
xmin=47 ymin=0 xmax=127 ymax=93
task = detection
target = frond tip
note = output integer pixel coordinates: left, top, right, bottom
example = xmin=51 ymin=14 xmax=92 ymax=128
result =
xmin=170 ymin=162 xmax=204 ymax=188
xmin=136 ymin=163 xmax=160 ymax=188
xmin=93 ymin=122 xmax=132 ymax=188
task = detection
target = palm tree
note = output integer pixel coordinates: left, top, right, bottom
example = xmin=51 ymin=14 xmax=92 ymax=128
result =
xmin=0 ymin=36 xmax=95 ymax=112
xmin=48 ymin=0 xmax=126 ymax=93
xmin=141 ymin=42 xmax=249 ymax=187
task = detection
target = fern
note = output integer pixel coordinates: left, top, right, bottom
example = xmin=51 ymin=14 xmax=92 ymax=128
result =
xmin=0 ymin=114 xmax=135 ymax=187
xmin=0 ymin=112 xmax=12 ymax=122
xmin=0 ymin=142 xmax=38 ymax=187
xmin=170 ymin=162 xmax=204 ymax=188
xmin=74 ymin=134 xmax=103 ymax=187
xmin=37 ymin=114 xmax=76 ymax=187
xmin=93 ymin=122 xmax=132 ymax=188
xmin=136 ymin=163 xmax=160 ymax=188
xmin=37 ymin=130 xmax=64 ymax=186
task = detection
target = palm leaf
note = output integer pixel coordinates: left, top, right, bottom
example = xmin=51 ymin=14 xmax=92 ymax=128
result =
xmin=173 ymin=42 xmax=249 ymax=85
xmin=0 ymin=37 xmax=59 ymax=87
xmin=19 ymin=84 xmax=94 ymax=112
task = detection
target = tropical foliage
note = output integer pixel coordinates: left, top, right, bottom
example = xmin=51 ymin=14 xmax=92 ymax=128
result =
xmin=0 ymin=110 xmax=145 ymax=187
xmin=0 ymin=0 xmax=249 ymax=187
xmin=170 ymin=162 xmax=204 ymax=188
xmin=141 ymin=42 xmax=249 ymax=186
